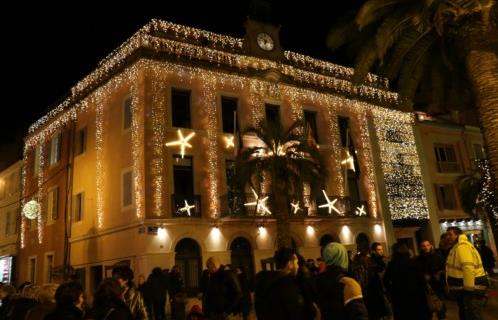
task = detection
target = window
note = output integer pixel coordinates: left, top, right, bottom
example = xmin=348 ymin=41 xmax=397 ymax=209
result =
xmin=338 ymin=116 xmax=349 ymax=147
xmin=304 ymin=110 xmax=319 ymax=143
xmin=47 ymin=187 xmax=59 ymax=223
xmin=74 ymin=192 xmax=84 ymax=222
xmin=122 ymin=170 xmax=134 ymax=208
xmin=173 ymin=156 xmax=194 ymax=196
xmin=123 ymin=97 xmax=133 ymax=130
xmin=435 ymin=184 xmax=456 ymax=210
xmin=434 ymin=144 xmax=460 ymax=173
xmin=49 ymin=133 xmax=62 ymax=166
xmin=29 ymin=256 xmax=37 ymax=284
xmin=7 ymin=171 xmax=19 ymax=194
xmin=473 ymin=143 xmax=485 ymax=160
xmin=33 ymin=145 xmax=41 ymax=175
xmin=221 ymin=97 xmax=238 ymax=134
xmin=45 ymin=254 xmax=54 ymax=283
xmin=75 ymin=127 xmax=87 ymax=155
xmin=172 ymin=89 xmax=191 ymax=128
xmin=265 ymin=104 xmax=280 ymax=124
xmin=5 ymin=209 xmax=17 ymax=235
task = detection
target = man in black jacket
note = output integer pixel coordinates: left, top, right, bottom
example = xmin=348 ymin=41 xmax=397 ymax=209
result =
xmin=255 ymin=247 xmax=305 ymax=320
xmin=204 ymin=257 xmax=243 ymax=320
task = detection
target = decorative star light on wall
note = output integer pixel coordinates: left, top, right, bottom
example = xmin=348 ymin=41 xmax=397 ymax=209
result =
xmin=224 ymin=135 xmax=235 ymax=148
xmin=290 ymin=201 xmax=302 ymax=214
xmin=179 ymin=200 xmax=195 ymax=216
xmin=165 ymin=129 xmax=196 ymax=158
xmin=318 ymin=190 xmax=343 ymax=215
xmin=355 ymin=205 xmax=367 ymax=216
xmin=244 ymin=187 xmax=271 ymax=216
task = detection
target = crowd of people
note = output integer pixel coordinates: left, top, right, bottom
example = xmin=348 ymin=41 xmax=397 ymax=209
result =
xmin=0 ymin=226 xmax=495 ymax=320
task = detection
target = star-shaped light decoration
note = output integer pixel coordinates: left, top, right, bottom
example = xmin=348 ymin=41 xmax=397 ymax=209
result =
xmin=341 ymin=149 xmax=355 ymax=172
xmin=355 ymin=205 xmax=367 ymax=216
xmin=165 ymin=129 xmax=196 ymax=158
xmin=318 ymin=190 xmax=343 ymax=215
xmin=224 ymin=135 xmax=235 ymax=149
xmin=244 ymin=188 xmax=271 ymax=216
xmin=179 ymin=200 xmax=196 ymax=216
xmin=290 ymin=201 xmax=302 ymax=214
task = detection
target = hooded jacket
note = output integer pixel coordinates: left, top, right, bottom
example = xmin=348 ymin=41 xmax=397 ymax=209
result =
xmin=446 ymin=234 xmax=488 ymax=292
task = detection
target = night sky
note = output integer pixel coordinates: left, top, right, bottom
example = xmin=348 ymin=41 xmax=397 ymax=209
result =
xmin=1 ymin=1 xmax=362 ymax=169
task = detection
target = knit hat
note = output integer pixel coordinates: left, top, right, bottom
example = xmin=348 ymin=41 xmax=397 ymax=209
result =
xmin=322 ymin=242 xmax=349 ymax=269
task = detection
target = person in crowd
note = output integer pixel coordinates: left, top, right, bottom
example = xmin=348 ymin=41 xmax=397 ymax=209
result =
xmin=235 ymin=266 xmax=252 ymax=320
xmin=9 ymin=283 xmax=40 ymax=319
xmin=147 ymin=267 xmax=169 ymax=320
xmin=365 ymin=242 xmax=390 ymax=320
xmin=446 ymin=227 xmax=488 ymax=320
xmin=296 ymin=254 xmax=319 ymax=320
xmin=317 ymin=257 xmax=326 ymax=273
xmin=112 ymin=265 xmax=148 ymax=320
xmin=90 ymin=278 xmax=133 ymax=320
xmin=258 ymin=247 xmax=305 ymax=320
xmin=0 ymin=284 xmax=16 ymax=318
xmin=25 ymin=283 xmax=59 ymax=320
xmin=416 ymin=240 xmax=446 ymax=319
xmin=203 ymin=256 xmax=242 ymax=319
xmin=384 ymin=242 xmax=431 ymax=320
xmin=476 ymin=239 xmax=496 ymax=275
xmin=316 ymin=242 xmax=368 ymax=320
xmin=169 ymin=265 xmax=184 ymax=320
xmin=306 ymin=259 xmax=319 ymax=275
xmin=45 ymin=281 xmax=86 ymax=320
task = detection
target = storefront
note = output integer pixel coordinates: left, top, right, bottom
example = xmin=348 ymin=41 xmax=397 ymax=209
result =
xmin=0 ymin=255 xmax=15 ymax=284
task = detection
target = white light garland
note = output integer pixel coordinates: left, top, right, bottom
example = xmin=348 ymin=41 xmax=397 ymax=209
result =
xmin=20 ymin=150 xmax=27 ymax=248
xmin=37 ymin=144 xmax=45 ymax=244
xmin=95 ymin=92 xmax=105 ymax=228
xmin=371 ymin=109 xmax=429 ymax=220
xmin=131 ymin=79 xmax=145 ymax=220
xmin=150 ymin=79 xmax=167 ymax=216
xmin=202 ymin=80 xmax=221 ymax=218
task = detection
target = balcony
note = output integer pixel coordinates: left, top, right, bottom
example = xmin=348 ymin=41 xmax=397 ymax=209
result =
xmin=220 ymin=192 xmax=370 ymax=218
xmin=171 ymin=194 xmax=202 ymax=218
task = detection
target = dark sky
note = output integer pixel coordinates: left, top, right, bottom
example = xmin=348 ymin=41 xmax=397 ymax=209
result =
xmin=1 ymin=0 xmax=361 ymax=169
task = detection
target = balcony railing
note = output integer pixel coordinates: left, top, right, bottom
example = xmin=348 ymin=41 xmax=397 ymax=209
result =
xmin=220 ymin=192 xmax=370 ymax=218
xmin=171 ymin=194 xmax=202 ymax=218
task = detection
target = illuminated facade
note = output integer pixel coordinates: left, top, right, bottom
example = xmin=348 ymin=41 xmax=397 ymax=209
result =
xmin=18 ymin=19 xmax=430 ymax=292
xmin=0 ymin=161 xmax=22 ymax=284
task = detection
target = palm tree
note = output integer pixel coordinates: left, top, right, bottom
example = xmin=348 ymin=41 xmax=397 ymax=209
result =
xmin=327 ymin=0 xmax=498 ymax=197
xmin=235 ymin=119 xmax=327 ymax=248
xmin=458 ymin=159 xmax=498 ymax=227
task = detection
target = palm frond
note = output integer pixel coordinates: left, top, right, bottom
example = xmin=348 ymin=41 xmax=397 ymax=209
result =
xmin=353 ymin=39 xmax=380 ymax=84
xmin=375 ymin=13 xmax=413 ymax=60
xmin=327 ymin=20 xmax=360 ymax=50
xmin=356 ymin=0 xmax=406 ymax=30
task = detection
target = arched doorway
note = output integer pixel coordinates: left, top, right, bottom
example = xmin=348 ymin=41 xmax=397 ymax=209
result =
xmin=230 ymin=237 xmax=255 ymax=286
xmin=175 ymin=238 xmax=202 ymax=294
xmin=355 ymin=233 xmax=370 ymax=254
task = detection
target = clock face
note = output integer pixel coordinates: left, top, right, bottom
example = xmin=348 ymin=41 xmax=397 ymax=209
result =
xmin=256 ymin=33 xmax=274 ymax=51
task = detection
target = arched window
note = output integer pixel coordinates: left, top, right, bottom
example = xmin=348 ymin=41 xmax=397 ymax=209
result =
xmin=230 ymin=237 xmax=255 ymax=286
xmin=175 ymin=238 xmax=202 ymax=294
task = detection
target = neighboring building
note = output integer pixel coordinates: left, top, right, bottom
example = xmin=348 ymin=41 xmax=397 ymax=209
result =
xmin=0 ymin=160 xmax=22 ymax=284
xmin=415 ymin=112 xmax=497 ymax=254
xmin=18 ymin=19 xmax=430 ymax=292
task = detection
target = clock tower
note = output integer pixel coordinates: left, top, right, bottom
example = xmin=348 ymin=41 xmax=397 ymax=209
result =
xmin=243 ymin=19 xmax=284 ymax=61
